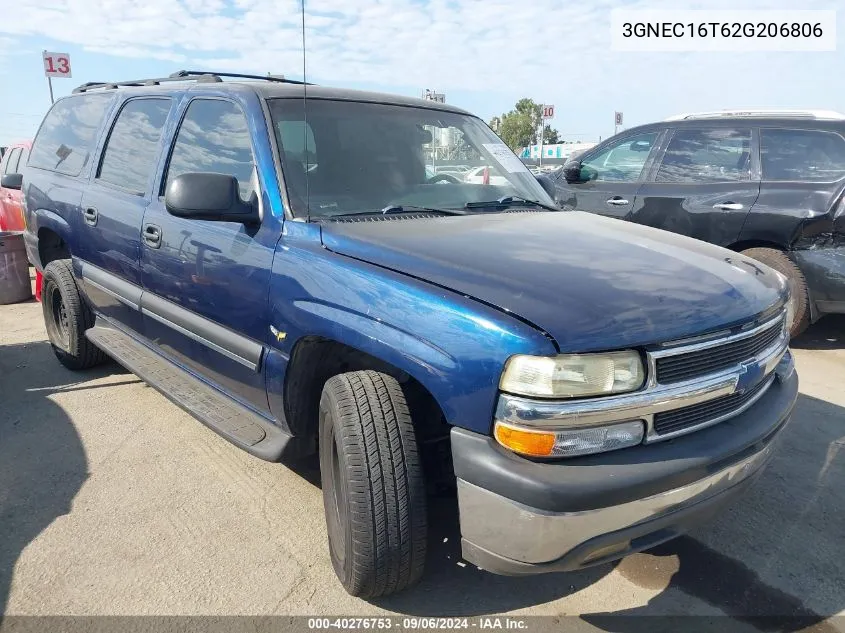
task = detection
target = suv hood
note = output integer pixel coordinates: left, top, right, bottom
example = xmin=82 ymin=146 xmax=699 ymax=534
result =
xmin=320 ymin=212 xmax=787 ymax=351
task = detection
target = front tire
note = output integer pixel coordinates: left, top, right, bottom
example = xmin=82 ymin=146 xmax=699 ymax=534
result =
xmin=319 ymin=370 xmax=427 ymax=598
xmin=42 ymin=259 xmax=106 ymax=370
xmin=741 ymin=247 xmax=810 ymax=338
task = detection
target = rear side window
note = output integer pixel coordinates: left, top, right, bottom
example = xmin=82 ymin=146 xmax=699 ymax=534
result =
xmin=761 ymin=129 xmax=845 ymax=182
xmin=164 ymin=99 xmax=255 ymax=201
xmin=98 ymin=99 xmax=171 ymax=194
xmin=18 ymin=147 xmax=30 ymax=171
xmin=2 ymin=148 xmax=21 ymax=175
xmin=29 ymin=93 xmax=113 ymax=177
xmin=656 ymin=128 xmax=752 ymax=183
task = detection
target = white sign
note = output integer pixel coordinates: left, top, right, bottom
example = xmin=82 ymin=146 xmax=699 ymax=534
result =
xmin=542 ymin=104 xmax=555 ymax=119
xmin=482 ymin=143 xmax=528 ymax=174
xmin=615 ymin=111 xmax=624 ymax=126
xmin=422 ymin=89 xmax=445 ymax=103
xmin=43 ymin=51 xmax=72 ymax=78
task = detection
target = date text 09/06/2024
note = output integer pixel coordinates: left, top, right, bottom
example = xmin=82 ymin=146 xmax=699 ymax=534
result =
xmin=307 ymin=618 xmax=528 ymax=630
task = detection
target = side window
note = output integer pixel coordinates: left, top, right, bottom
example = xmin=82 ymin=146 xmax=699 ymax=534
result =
xmin=29 ymin=93 xmax=113 ymax=176
xmin=761 ymin=129 xmax=845 ymax=182
xmin=165 ymin=99 xmax=255 ymax=201
xmin=18 ymin=147 xmax=30 ymax=171
xmin=580 ymin=132 xmax=657 ymax=182
xmin=98 ymin=99 xmax=171 ymax=194
xmin=2 ymin=148 xmax=21 ymax=175
xmin=656 ymin=128 xmax=752 ymax=183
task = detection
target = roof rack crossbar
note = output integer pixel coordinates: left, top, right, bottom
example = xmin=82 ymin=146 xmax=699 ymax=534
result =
xmin=170 ymin=70 xmax=309 ymax=85
xmin=72 ymin=70 xmax=311 ymax=93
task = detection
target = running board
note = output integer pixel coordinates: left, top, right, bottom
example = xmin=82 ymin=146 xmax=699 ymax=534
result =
xmin=86 ymin=319 xmax=294 ymax=462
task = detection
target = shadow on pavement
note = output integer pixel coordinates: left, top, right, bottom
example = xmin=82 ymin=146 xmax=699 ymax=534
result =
xmin=791 ymin=314 xmax=845 ymax=350
xmin=0 ymin=340 xmax=123 ymax=614
xmin=381 ymin=394 xmax=845 ymax=631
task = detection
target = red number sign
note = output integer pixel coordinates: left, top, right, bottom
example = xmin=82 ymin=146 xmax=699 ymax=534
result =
xmin=542 ymin=105 xmax=555 ymax=119
xmin=43 ymin=52 xmax=72 ymax=78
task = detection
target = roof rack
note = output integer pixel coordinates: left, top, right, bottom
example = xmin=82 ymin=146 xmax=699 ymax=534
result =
xmin=72 ymin=70 xmax=310 ymax=94
xmin=665 ymin=109 xmax=845 ymax=121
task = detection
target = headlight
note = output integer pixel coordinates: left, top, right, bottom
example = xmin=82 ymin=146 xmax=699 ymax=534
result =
xmin=500 ymin=351 xmax=645 ymax=398
xmin=494 ymin=420 xmax=645 ymax=458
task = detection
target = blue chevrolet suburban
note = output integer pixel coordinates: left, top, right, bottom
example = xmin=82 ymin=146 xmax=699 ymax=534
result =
xmin=20 ymin=71 xmax=798 ymax=597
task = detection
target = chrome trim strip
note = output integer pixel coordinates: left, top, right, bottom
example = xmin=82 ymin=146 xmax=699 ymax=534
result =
xmin=647 ymin=374 xmax=776 ymax=443
xmin=497 ymin=373 xmax=739 ymax=429
xmin=457 ymin=444 xmax=773 ymax=564
xmin=141 ymin=307 xmax=258 ymax=371
xmin=651 ymin=312 xmax=784 ymax=358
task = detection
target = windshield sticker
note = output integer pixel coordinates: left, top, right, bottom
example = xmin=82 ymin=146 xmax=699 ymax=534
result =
xmin=482 ymin=143 xmax=527 ymax=173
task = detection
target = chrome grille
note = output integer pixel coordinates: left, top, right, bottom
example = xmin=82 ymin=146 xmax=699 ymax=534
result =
xmin=655 ymin=317 xmax=783 ymax=385
xmin=653 ymin=375 xmax=775 ymax=437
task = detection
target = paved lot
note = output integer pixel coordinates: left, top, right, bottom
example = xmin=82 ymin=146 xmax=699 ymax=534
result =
xmin=1 ymin=292 xmax=844 ymax=628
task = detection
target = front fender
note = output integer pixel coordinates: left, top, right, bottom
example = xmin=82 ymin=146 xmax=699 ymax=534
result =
xmin=268 ymin=229 xmax=555 ymax=435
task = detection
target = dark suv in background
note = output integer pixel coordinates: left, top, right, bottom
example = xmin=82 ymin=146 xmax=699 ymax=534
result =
xmin=552 ymin=110 xmax=845 ymax=337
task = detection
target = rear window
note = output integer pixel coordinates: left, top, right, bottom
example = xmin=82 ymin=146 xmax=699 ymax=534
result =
xmin=29 ymin=93 xmax=113 ymax=177
xmin=761 ymin=128 xmax=845 ymax=182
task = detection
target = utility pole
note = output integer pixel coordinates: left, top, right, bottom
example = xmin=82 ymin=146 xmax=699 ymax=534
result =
xmin=538 ymin=115 xmax=544 ymax=168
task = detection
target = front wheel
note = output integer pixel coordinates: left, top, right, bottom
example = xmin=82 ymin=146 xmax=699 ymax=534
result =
xmin=741 ymin=247 xmax=810 ymax=338
xmin=319 ymin=370 xmax=427 ymax=598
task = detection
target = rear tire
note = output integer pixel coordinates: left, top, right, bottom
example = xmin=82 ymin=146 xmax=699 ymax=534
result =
xmin=42 ymin=259 xmax=106 ymax=370
xmin=319 ymin=370 xmax=427 ymax=598
xmin=741 ymin=247 xmax=810 ymax=338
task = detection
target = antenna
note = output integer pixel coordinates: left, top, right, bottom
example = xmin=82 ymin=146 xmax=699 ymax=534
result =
xmin=301 ymin=0 xmax=310 ymax=222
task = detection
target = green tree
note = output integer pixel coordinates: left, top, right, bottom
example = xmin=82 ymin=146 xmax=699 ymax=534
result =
xmin=491 ymin=98 xmax=561 ymax=151
xmin=543 ymin=125 xmax=560 ymax=144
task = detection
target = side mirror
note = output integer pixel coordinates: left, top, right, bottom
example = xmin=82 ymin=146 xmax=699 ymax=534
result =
xmin=562 ymin=160 xmax=583 ymax=183
xmin=535 ymin=174 xmax=557 ymax=199
xmin=165 ymin=173 xmax=259 ymax=224
xmin=1 ymin=173 xmax=23 ymax=190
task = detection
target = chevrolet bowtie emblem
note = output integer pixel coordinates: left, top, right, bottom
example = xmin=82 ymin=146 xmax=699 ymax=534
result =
xmin=736 ymin=359 xmax=765 ymax=394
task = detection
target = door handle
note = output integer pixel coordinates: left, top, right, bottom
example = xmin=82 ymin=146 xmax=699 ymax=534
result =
xmin=713 ymin=202 xmax=744 ymax=211
xmin=83 ymin=207 xmax=98 ymax=226
xmin=606 ymin=197 xmax=630 ymax=206
xmin=143 ymin=224 xmax=162 ymax=249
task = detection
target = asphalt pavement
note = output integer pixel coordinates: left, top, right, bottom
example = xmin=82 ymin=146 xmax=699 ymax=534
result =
xmin=1 ymin=294 xmax=844 ymax=629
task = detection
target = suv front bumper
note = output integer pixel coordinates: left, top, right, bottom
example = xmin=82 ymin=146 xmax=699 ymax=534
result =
xmin=451 ymin=357 xmax=798 ymax=575
xmin=793 ymin=245 xmax=845 ymax=316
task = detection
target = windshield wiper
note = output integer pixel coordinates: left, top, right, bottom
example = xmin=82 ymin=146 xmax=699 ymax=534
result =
xmin=328 ymin=206 xmax=466 ymax=218
xmin=381 ymin=205 xmax=466 ymax=216
xmin=463 ymin=196 xmax=559 ymax=212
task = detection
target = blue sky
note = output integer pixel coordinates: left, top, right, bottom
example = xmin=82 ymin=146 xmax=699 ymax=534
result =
xmin=1 ymin=0 xmax=844 ymax=147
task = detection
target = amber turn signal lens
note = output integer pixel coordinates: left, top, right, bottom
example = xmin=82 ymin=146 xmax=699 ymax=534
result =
xmin=494 ymin=422 xmax=556 ymax=457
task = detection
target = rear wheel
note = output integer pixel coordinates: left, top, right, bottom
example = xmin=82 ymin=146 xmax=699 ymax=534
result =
xmin=319 ymin=370 xmax=427 ymax=598
xmin=42 ymin=259 xmax=106 ymax=370
xmin=741 ymin=247 xmax=810 ymax=338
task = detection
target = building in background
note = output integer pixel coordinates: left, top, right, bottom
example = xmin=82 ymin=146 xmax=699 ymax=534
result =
xmin=520 ymin=141 xmax=596 ymax=161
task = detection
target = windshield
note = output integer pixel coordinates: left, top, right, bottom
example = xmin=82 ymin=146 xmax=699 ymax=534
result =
xmin=268 ymin=98 xmax=554 ymax=218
